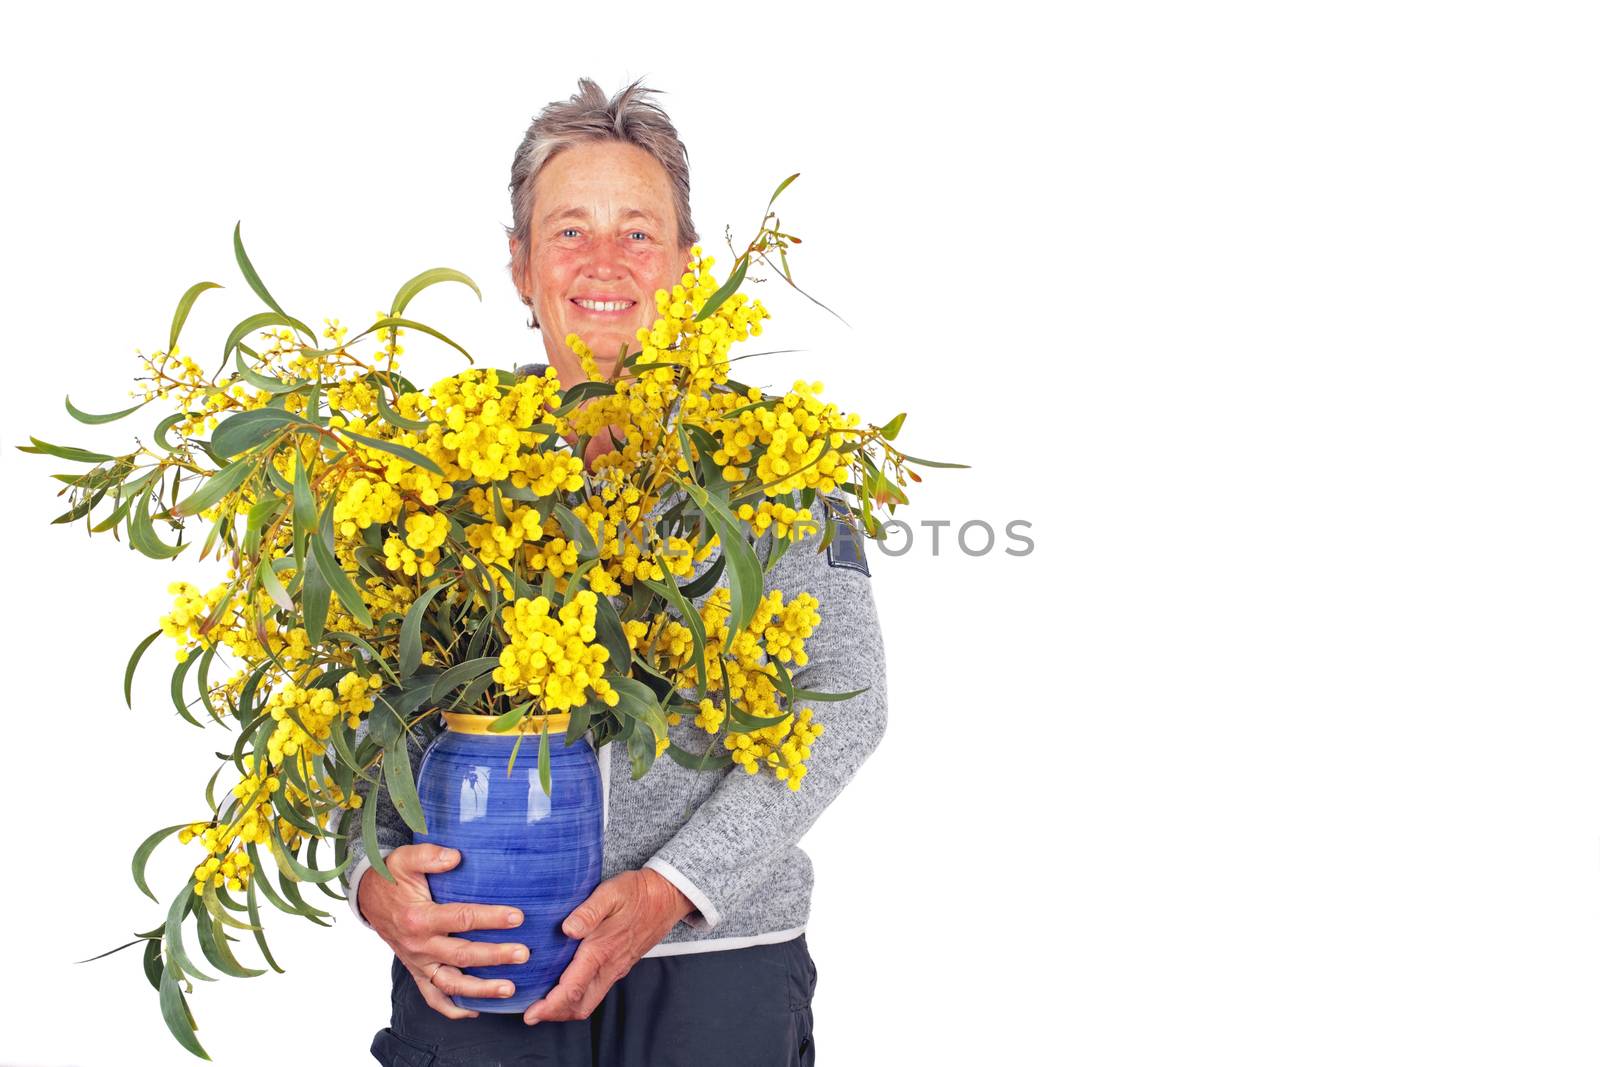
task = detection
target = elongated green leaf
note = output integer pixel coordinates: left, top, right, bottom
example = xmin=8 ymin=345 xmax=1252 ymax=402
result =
xmin=159 ymin=959 xmax=211 ymax=1060
xmin=309 ymin=500 xmax=373 ymax=627
xmin=170 ymin=651 xmax=204 ymax=728
xmin=880 ymin=411 xmax=907 ymax=441
xmin=399 ymin=580 xmax=452 ymax=678
xmin=233 ymin=222 xmax=305 ymax=334
xmin=488 ymin=704 xmax=528 ymax=733
xmin=683 ymin=481 xmax=762 ymax=634
xmin=125 ymin=629 xmax=162 ymax=708
xmin=610 ymin=675 xmax=669 ymax=741
xmin=350 ymin=316 xmax=475 ymax=364
xmin=165 ymin=888 xmax=215 ymax=984
xmin=172 ymin=456 xmax=255 ymax=517
xmin=132 ymin=823 xmax=190 ymax=902
xmin=16 ymin=436 xmax=116 ymax=463
xmin=169 ymin=280 xmax=223 ymax=352
xmin=428 ymin=657 xmax=501 ymax=703
xmin=257 ymin=556 xmax=294 ymax=613
xmin=361 ymin=789 xmax=395 ymax=885
xmin=890 ymin=450 xmax=969 ymax=469
xmin=694 ymin=253 xmax=749 ymax=323
xmin=382 ymin=737 xmax=428 ymax=834
xmin=301 ymin=545 xmax=331 ymax=644
xmin=65 ymin=394 xmax=152 ymax=425
xmin=538 ymin=718 xmax=551 ymax=797
xmin=269 ymin=825 xmax=350 ymax=884
xmin=194 ymin=890 xmax=265 ymax=977
xmin=768 ymin=171 xmax=801 ymax=207
xmin=626 ymin=723 xmax=655 ymax=780
xmin=242 ymin=877 xmax=284 ymax=974
xmin=373 ymin=383 xmax=431 ymax=431
xmin=665 ymin=740 xmax=734 ymax=771
xmin=644 ymin=570 xmax=707 ymax=699
xmin=550 ymin=503 xmax=597 ymax=558
xmin=129 ymin=479 xmax=186 ymax=560
xmin=390 ymin=267 xmax=482 ymax=317
xmin=143 ymin=937 xmax=164 ymax=991
xmin=338 ymin=429 xmax=444 ymax=477
xmin=230 ymin=341 xmax=303 ymax=392
xmin=211 ymin=407 xmax=314 ymax=457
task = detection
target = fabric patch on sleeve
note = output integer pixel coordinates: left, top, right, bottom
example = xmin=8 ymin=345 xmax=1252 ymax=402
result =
xmin=822 ymin=495 xmax=871 ymax=576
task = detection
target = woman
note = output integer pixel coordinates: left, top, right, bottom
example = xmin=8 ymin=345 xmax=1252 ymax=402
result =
xmin=339 ymin=76 xmax=888 ymax=1067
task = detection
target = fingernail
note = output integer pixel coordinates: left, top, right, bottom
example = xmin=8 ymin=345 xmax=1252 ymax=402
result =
xmin=513 ymin=947 xmax=528 ymax=963
xmin=499 ymin=984 xmax=514 ymax=997
xmin=507 ymin=911 xmax=523 ymax=927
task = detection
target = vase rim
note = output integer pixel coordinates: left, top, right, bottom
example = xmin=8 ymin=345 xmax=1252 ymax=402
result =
xmin=440 ymin=710 xmax=572 ymax=735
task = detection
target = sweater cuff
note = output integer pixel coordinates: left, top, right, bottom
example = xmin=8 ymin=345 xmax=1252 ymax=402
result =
xmin=642 ymin=856 xmax=719 ymax=932
xmin=345 ymin=848 xmax=397 ymax=930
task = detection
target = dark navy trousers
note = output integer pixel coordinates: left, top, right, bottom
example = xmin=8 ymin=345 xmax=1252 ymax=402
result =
xmin=370 ymin=933 xmax=818 ymax=1066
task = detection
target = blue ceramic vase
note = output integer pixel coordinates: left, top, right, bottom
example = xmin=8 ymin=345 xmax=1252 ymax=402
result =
xmin=414 ymin=711 xmax=604 ymax=1013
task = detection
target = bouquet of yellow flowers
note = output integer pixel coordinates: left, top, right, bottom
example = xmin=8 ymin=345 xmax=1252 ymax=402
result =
xmin=21 ymin=179 xmax=955 ymax=1058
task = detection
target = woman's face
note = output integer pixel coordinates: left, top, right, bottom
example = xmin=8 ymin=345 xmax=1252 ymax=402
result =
xmin=512 ymin=139 xmax=691 ymax=378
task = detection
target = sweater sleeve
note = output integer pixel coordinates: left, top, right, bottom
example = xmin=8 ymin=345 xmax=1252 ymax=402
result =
xmin=645 ymin=497 xmax=889 ymax=930
xmin=335 ymin=709 xmax=445 ymax=927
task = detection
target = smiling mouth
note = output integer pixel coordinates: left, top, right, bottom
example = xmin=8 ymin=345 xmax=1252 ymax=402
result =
xmin=571 ymin=298 xmax=636 ymax=314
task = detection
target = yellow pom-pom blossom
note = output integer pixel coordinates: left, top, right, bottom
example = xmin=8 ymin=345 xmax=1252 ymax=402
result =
xmin=493 ymin=592 xmax=620 ymax=712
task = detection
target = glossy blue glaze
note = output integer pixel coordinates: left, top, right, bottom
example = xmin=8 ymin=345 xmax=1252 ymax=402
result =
xmin=415 ymin=721 xmax=603 ymax=1013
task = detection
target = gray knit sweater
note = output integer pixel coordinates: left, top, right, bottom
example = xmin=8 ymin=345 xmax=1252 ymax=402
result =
xmin=334 ymin=363 xmax=888 ymax=956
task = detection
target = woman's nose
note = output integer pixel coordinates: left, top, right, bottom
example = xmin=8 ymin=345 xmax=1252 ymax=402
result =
xmin=583 ymin=237 xmax=628 ymax=280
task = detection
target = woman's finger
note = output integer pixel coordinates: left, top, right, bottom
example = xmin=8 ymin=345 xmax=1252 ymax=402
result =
xmin=403 ymin=962 xmax=479 ymax=1020
xmin=429 ymin=964 xmax=517 ymax=1001
xmin=424 ymin=932 xmax=530 ymax=969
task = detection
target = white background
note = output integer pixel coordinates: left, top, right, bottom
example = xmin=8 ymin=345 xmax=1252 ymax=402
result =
xmin=2 ymin=2 xmax=1598 ymax=1064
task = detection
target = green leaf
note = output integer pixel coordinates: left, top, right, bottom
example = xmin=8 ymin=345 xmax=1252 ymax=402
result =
xmin=361 ymin=789 xmax=395 ymax=885
xmin=538 ymin=717 xmax=551 ymax=797
xmin=373 ymin=382 xmax=431 ymax=431
xmin=269 ymin=825 xmax=350 ymax=884
xmin=891 ymin=450 xmax=969 ymax=469
xmin=487 ymin=704 xmax=528 ymax=733
xmin=164 ymin=887 xmax=216 ymax=984
xmin=694 ymin=254 xmax=749 ymax=323
xmin=194 ymin=889 xmax=265 ymax=977
xmin=610 ymin=675 xmax=669 ymax=741
xmin=170 ymin=650 xmax=204 ymax=728
xmin=309 ymin=498 xmax=373 ymax=627
xmin=65 ymin=394 xmax=152 ymax=425
xmin=230 ymin=340 xmax=304 ymax=391
xmin=768 ymin=171 xmax=801 ymax=207
xmin=550 ymin=503 xmax=598 ymax=558
xmin=382 ymin=737 xmax=428 ymax=834
xmin=172 ymin=456 xmax=256 ymax=518
xmin=301 ymin=543 xmax=331 ymax=645
xmin=881 ymin=412 xmax=907 ymax=441
xmin=211 ymin=407 xmax=315 ymax=457
xmin=132 ymin=823 xmax=190 ymax=902
xmin=143 ymin=937 xmax=164 ymax=991
xmin=553 ymin=380 xmax=615 ymax=415
xmin=338 ymin=429 xmax=445 ymax=477
xmin=129 ymin=478 xmax=186 ymax=560
xmin=233 ymin=222 xmax=305 ymax=334
xmin=644 ymin=570 xmax=707 ymax=699
xmin=169 ymin=280 xmax=223 ymax=352
xmin=665 ymin=740 xmax=734 ymax=771
xmin=15 ymin=435 xmax=116 ymax=463
xmin=683 ymin=481 xmax=762 ymax=634
xmin=257 ymin=556 xmax=294 ymax=613
xmin=506 ymin=732 xmax=525 ymax=777
xmin=428 ymin=656 xmax=501 ymax=703
xmin=245 ymin=877 xmax=285 ymax=973
xmin=159 ymin=959 xmax=212 ymax=1060
xmin=390 ymin=267 xmax=483 ymax=317
xmin=399 ymin=580 xmax=452 ymax=678
xmin=350 ymin=315 xmax=476 ymax=364
xmin=626 ymin=723 xmax=655 ymax=780
xmin=125 ymin=629 xmax=162 ymax=708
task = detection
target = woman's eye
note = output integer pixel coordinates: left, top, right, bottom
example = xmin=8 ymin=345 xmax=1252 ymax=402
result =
xmin=560 ymin=228 xmax=580 ymax=238
xmin=628 ymin=231 xmax=649 ymax=241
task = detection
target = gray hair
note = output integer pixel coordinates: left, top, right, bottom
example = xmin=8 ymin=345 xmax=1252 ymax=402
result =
xmin=504 ymin=76 xmax=699 ymax=329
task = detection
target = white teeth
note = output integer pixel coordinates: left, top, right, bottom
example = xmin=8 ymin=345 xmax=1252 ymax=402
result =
xmin=575 ymin=299 xmax=633 ymax=312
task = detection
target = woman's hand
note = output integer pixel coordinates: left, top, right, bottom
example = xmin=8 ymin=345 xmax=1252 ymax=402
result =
xmin=358 ymin=843 xmax=530 ymax=1019
xmin=523 ymin=868 xmax=694 ymax=1025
